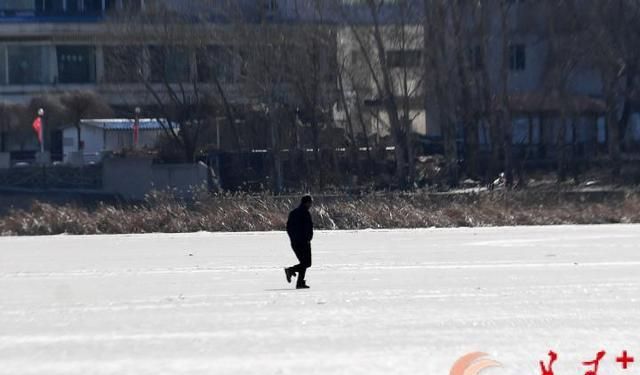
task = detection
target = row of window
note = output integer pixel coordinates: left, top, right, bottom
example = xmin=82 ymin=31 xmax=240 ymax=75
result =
xmin=0 ymin=0 xmax=285 ymax=17
xmin=0 ymin=44 xmax=238 ymax=86
xmin=0 ymin=45 xmax=95 ymax=84
xmin=0 ymin=0 xmax=143 ymax=16
xmin=479 ymin=116 xmax=607 ymax=146
xmin=105 ymin=46 xmax=236 ymax=84
xmin=385 ymin=44 xmax=527 ymax=72
xmin=0 ymin=42 xmax=528 ymax=86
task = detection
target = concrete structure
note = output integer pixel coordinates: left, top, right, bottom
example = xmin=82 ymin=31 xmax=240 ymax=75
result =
xmin=102 ymin=157 xmax=209 ymax=200
xmin=61 ymin=119 xmax=174 ymax=164
xmin=0 ymin=152 xmax=9 ymax=169
xmin=35 ymin=151 xmax=50 ymax=165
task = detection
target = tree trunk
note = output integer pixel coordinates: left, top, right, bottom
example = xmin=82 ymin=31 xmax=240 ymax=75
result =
xmin=368 ymin=5 xmax=409 ymax=188
xmin=269 ymin=112 xmax=283 ymax=193
xmin=606 ymin=96 xmax=622 ymax=177
xmin=337 ymin=69 xmax=361 ymax=181
xmin=618 ymin=64 xmax=637 ymax=152
xmin=451 ymin=0 xmax=479 ymax=179
xmin=479 ymin=0 xmax=500 ymax=183
xmin=499 ymin=2 xmax=513 ymax=187
xmin=353 ymin=88 xmax=374 ymax=177
xmin=310 ymin=115 xmax=323 ymax=189
xmin=426 ymin=0 xmax=458 ymax=186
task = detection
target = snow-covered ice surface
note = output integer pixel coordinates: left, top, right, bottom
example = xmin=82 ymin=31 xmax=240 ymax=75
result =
xmin=1 ymin=225 xmax=640 ymax=375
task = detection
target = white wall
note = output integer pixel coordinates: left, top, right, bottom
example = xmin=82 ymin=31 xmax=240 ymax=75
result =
xmin=63 ymin=125 xmax=165 ymax=163
xmin=63 ymin=124 xmax=104 ymax=162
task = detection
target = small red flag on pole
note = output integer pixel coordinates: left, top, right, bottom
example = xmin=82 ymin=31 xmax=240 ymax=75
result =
xmin=32 ymin=116 xmax=43 ymax=145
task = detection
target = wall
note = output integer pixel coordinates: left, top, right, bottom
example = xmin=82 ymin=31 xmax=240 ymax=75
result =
xmin=0 ymin=152 xmax=9 ymax=169
xmin=64 ymin=126 xmax=165 ymax=164
xmin=63 ymin=125 xmax=104 ymax=162
xmin=102 ymin=157 xmax=209 ymax=200
xmin=102 ymin=157 xmax=153 ymax=200
xmin=151 ymin=163 xmax=209 ymax=198
xmin=104 ymin=129 xmax=162 ymax=151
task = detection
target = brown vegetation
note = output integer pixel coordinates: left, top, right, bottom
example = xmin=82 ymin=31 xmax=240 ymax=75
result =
xmin=1 ymin=191 xmax=638 ymax=236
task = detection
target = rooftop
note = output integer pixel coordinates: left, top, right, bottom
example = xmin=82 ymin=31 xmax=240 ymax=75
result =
xmin=66 ymin=119 xmax=177 ymax=131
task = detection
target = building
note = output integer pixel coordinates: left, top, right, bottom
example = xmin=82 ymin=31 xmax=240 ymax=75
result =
xmin=1 ymin=0 xmax=638 ymax=168
xmin=61 ymin=118 xmax=173 ymax=163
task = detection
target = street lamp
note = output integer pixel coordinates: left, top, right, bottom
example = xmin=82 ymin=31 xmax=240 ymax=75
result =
xmin=133 ymin=107 xmax=141 ymax=148
xmin=37 ymin=108 xmax=44 ymax=153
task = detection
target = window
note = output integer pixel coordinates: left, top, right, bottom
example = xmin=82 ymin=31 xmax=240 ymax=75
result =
xmin=104 ymin=0 xmax=117 ymax=11
xmin=597 ymin=117 xmax=607 ymax=144
xmin=66 ymin=0 xmax=79 ymax=13
xmin=8 ymin=45 xmax=49 ymax=85
xmin=342 ymin=0 xmax=401 ymax=4
xmin=149 ymin=46 xmax=190 ymax=83
xmin=104 ymin=46 xmax=142 ymax=83
xmin=512 ymin=116 xmax=540 ymax=145
xmin=469 ymin=45 xmax=483 ymax=71
xmin=238 ymin=49 xmax=249 ymax=78
xmin=57 ymin=45 xmax=96 ymax=83
xmin=196 ymin=46 xmax=234 ymax=84
xmin=564 ymin=121 xmax=575 ymax=144
xmin=632 ymin=114 xmax=640 ymax=142
xmin=531 ymin=117 xmax=541 ymax=144
xmin=263 ymin=0 xmax=278 ymax=11
xmin=121 ymin=0 xmax=142 ymax=11
xmin=0 ymin=47 xmax=6 ymax=85
xmin=387 ymin=50 xmax=422 ymax=68
xmin=512 ymin=117 xmax=530 ymax=144
xmin=83 ymin=0 xmax=103 ymax=14
xmin=39 ymin=0 xmax=64 ymax=15
xmin=1 ymin=0 xmax=35 ymax=13
xmin=509 ymin=44 xmax=526 ymax=71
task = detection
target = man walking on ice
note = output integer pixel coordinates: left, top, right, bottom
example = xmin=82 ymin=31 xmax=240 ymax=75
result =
xmin=284 ymin=195 xmax=313 ymax=289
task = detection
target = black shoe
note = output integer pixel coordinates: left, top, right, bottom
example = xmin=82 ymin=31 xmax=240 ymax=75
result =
xmin=284 ymin=268 xmax=295 ymax=284
xmin=296 ymin=281 xmax=310 ymax=289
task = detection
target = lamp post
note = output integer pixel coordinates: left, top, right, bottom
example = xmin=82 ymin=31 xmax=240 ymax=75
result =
xmin=37 ymin=108 xmax=44 ymax=153
xmin=133 ymin=106 xmax=141 ymax=148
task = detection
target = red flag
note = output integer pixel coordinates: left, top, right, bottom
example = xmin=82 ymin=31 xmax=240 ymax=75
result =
xmin=133 ymin=119 xmax=140 ymax=146
xmin=32 ymin=116 xmax=43 ymax=145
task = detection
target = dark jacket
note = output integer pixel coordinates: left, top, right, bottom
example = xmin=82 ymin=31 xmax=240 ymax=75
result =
xmin=286 ymin=205 xmax=313 ymax=244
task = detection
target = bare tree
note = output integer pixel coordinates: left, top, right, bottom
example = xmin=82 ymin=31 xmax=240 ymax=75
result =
xmin=0 ymin=103 xmax=25 ymax=153
xmin=574 ymin=0 xmax=640 ymax=174
xmin=337 ymin=0 xmax=425 ymax=188
xmin=105 ymin=1 xmax=229 ymax=162
xmin=60 ymin=91 xmax=113 ymax=151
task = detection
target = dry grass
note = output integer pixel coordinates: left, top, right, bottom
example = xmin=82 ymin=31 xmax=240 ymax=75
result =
xmin=1 ymin=190 xmax=639 ymax=236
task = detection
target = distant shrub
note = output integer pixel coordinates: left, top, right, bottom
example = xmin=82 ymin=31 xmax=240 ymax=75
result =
xmin=0 ymin=191 xmax=638 ymax=236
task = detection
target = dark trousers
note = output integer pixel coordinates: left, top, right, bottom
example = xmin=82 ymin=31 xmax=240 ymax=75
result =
xmin=290 ymin=242 xmax=312 ymax=284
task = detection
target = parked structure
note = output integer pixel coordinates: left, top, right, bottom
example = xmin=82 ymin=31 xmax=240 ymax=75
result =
xmin=61 ymin=118 xmax=173 ymax=163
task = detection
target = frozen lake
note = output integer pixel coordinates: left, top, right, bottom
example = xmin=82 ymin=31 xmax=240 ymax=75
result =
xmin=1 ymin=225 xmax=640 ymax=375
